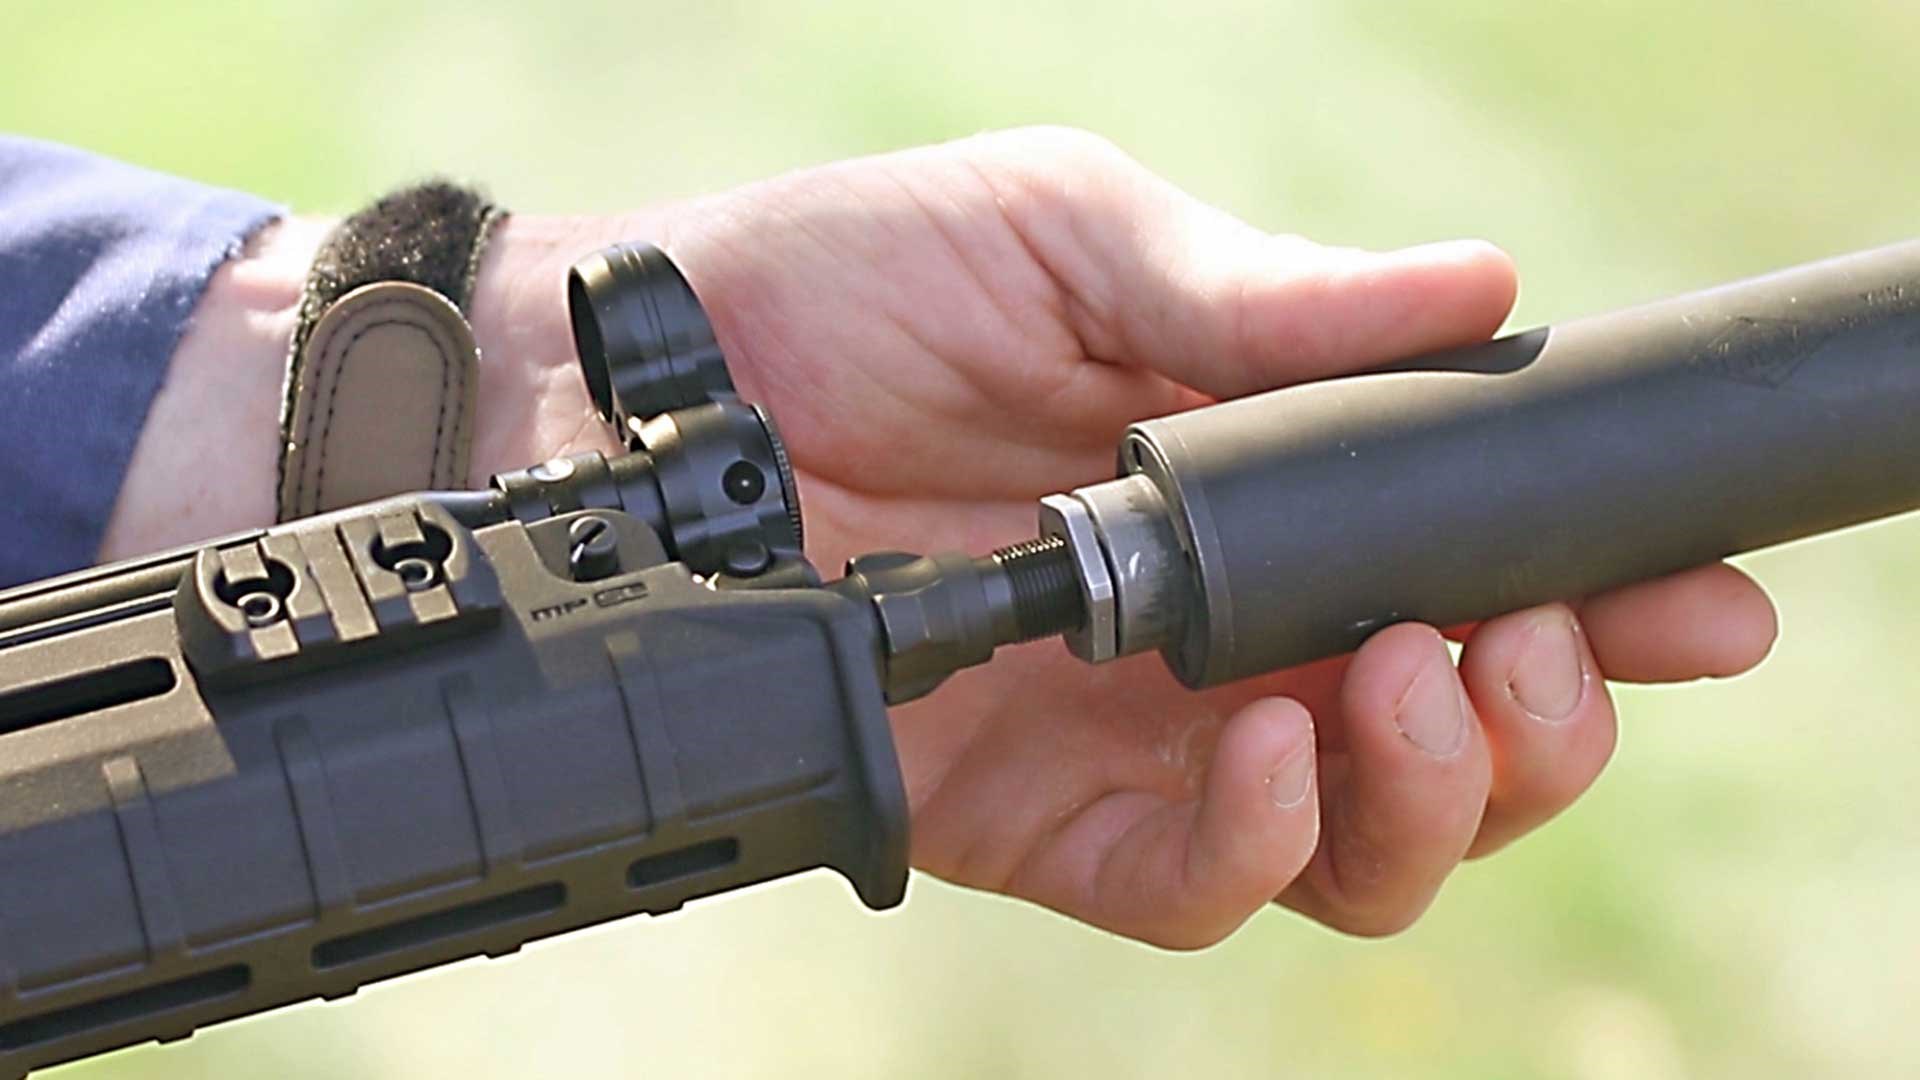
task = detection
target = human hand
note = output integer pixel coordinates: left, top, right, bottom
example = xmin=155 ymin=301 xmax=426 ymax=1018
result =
xmin=114 ymin=127 xmax=1778 ymax=948
xmin=636 ymin=128 xmax=1779 ymax=947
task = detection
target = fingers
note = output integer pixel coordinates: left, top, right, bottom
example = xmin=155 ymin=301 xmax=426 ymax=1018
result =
xmin=1456 ymin=604 xmax=1618 ymax=857
xmin=1577 ymin=562 xmax=1779 ymax=682
xmin=1009 ymin=697 xmax=1321 ymax=950
xmin=1134 ymin=233 xmax=1519 ymax=398
xmin=1319 ymin=580 xmax=1762 ymax=875
xmin=1279 ymin=624 xmax=1492 ymax=937
xmin=963 ymin=126 xmax=1519 ymax=396
xmin=993 ymin=571 xmax=1761 ymax=946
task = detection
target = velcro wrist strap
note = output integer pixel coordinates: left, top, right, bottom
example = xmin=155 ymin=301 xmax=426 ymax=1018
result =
xmin=276 ymin=182 xmax=505 ymax=521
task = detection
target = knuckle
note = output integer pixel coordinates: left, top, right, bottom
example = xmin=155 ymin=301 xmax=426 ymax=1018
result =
xmin=1025 ymin=124 xmax=1129 ymax=161
xmin=1141 ymin=919 xmax=1240 ymax=952
xmin=1540 ymin=700 xmax=1620 ymax=803
xmin=1325 ymin=899 xmax=1429 ymax=940
xmin=1309 ymin=799 xmax=1470 ymax=939
xmin=1510 ymin=770 xmax=1597 ymax=831
xmin=1530 ymin=762 xmax=1602 ymax=817
xmin=975 ymin=125 xmax=1139 ymax=180
xmin=1470 ymin=743 xmax=1617 ymax=858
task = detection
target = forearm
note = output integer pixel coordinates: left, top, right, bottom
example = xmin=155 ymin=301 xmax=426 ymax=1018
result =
xmin=97 ymin=210 xmax=664 ymax=562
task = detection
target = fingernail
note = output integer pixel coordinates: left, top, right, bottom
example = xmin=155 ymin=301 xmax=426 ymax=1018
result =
xmin=1394 ymin=648 xmax=1468 ymax=757
xmin=1267 ymin=743 xmax=1315 ymax=809
xmin=1508 ymin=609 xmax=1587 ymax=723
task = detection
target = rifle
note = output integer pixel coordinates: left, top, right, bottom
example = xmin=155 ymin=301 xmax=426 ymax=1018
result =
xmin=1 ymin=238 xmax=1916 ymax=1076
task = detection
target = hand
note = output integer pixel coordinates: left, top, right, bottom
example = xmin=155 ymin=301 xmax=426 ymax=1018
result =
xmin=112 ymin=127 xmax=1779 ymax=949
xmin=649 ymin=127 xmax=1779 ymax=947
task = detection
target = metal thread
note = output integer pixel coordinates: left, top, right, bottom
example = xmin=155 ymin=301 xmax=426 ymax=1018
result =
xmin=752 ymin=404 xmax=806 ymax=551
xmin=991 ymin=536 xmax=1085 ymax=643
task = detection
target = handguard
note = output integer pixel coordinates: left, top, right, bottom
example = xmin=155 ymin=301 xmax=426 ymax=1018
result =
xmin=0 ymin=484 xmax=906 ymax=1076
xmin=0 ymin=244 xmax=908 ymax=1077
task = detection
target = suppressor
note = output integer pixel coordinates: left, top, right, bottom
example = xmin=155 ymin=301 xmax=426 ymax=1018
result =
xmin=1050 ymin=240 xmax=1920 ymax=686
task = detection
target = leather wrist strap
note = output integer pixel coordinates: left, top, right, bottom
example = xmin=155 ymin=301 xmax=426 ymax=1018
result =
xmin=277 ymin=182 xmax=506 ymax=521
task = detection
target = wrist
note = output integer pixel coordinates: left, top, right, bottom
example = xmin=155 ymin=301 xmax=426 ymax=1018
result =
xmin=462 ymin=210 xmax=680 ymax=482
xmin=98 ymin=205 xmax=688 ymax=564
xmin=98 ymin=216 xmax=328 ymax=561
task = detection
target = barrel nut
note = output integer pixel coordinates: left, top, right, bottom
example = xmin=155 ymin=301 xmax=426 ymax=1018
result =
xmin=1039 ymin=494 xmax=1116 ymax=663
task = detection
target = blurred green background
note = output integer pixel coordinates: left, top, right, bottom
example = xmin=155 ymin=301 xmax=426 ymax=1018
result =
xmin=6 ymin=1 xmax=1920 ymax=1077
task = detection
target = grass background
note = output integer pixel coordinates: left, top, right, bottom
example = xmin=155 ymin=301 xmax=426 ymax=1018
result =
xmin=6 ymin=1 xmax=1920 ymax=1076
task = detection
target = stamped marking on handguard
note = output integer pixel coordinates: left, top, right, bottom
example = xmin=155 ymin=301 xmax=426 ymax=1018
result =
xmin=593 ymin=583 xmax=650 ymax=609
xmin=1860 ymin=283 xmax=1920 ymax=358
xmin=529 ymin=598 xmax=589 ymax=623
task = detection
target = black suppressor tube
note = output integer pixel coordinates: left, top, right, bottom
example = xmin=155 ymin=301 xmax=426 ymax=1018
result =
xmin=1039 ymin=239 xmax=1920 ymax=688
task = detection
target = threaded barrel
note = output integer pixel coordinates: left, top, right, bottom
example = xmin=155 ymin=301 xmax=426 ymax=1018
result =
xmin=990 ymin=536 xmax=1084 ymax=642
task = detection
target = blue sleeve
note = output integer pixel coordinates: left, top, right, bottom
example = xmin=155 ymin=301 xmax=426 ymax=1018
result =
xmin=0 ymin=135 xmax=283 ymax=588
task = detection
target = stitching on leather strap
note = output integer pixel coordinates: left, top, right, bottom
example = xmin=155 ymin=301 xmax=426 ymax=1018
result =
xmin=294 ymin=303 xmax=467 ymax=514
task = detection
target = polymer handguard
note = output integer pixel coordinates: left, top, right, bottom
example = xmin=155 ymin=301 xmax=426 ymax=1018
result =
xmin=0 ymin=245 xmax=910 ymax=1077
xmin=0 ymin=481 xmax=907 ymax=1077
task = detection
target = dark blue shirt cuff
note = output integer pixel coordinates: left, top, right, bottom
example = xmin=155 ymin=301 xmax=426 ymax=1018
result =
xmin=0 ymin=135 xmax=283 ymax=587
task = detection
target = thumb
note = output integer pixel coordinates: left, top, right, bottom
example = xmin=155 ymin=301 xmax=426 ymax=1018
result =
xmin=966 ymin=126 xmax=1519 ymax=397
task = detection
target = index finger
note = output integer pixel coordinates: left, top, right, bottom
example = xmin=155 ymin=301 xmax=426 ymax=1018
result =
xmin=964 ymin=128 xmax=1521 ymax=396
